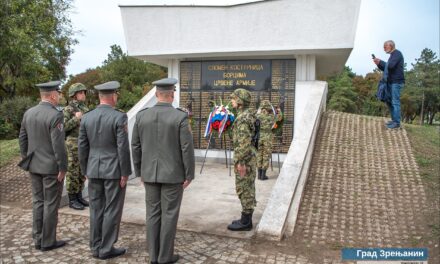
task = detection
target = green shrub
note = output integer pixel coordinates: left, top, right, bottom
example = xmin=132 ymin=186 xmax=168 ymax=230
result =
xmin=116 ymin=85 xmax=146 ymax=112
xmin=0 ymin=96 xmax=37 ymax=139
xmin=0 ymin=117 xmax=14 ymax=139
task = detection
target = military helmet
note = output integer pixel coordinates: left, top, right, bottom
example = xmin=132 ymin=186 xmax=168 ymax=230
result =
xmin=230 ymin=88 xmax=252 ymax=105
xmin=68 ymin=83 xmax=87 ymax=97
xmin=260 ymin=100 xmax=272 ymax=111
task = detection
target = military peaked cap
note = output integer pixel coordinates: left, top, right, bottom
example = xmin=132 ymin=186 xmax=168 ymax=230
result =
xmin=94 ymin=81 xmax=120 ymax=94
xmin=36 ymin=81 xmax=62 ymax=92
xmin=153 ymin=78 xmax=178 ymax=91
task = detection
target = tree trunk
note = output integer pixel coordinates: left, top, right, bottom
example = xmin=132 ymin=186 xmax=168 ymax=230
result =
xmin=429 ymin=112 xmax=435 ymax=125
xmin=419 ymin=90 xmax=425 ymax=125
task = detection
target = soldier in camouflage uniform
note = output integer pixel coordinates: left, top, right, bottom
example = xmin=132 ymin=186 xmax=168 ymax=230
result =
xmin=63 ymin=83 xmax=90 ymax=210
xmin=227 ymin=88 xmax=257 ymax=231
xmin=256 ymin=100 xmax=275 ymax=181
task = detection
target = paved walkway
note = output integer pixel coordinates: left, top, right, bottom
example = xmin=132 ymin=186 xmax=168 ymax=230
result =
xmin=0 ymin=157 xmax=32 ymax=209
xmin=1 ymin=205 xmax=341 ymax=264
xmin=0 ymin=111 xmax=436 ymax=263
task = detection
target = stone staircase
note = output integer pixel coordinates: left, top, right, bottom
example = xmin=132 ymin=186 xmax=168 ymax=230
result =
xmin=293 ymin=111 xmax=428 ymax=247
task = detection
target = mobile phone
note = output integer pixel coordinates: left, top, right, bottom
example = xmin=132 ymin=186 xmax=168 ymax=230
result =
xmin=371 ymin=54 xmax=376 ymax=59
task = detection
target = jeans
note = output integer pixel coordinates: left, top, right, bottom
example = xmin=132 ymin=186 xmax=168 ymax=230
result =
xmin=386 ymin=83 xmax=404 ymax=125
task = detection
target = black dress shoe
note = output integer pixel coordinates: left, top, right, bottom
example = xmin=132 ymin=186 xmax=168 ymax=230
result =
xmin=34 ymin=245 xmax=41 ymax=250
xmin=41 ymin=240 xmax=66 ymax=251
xmin=77 ymin=193 xmax=89 ymax=207
xmin=98 ymin=247 xmax=126 ymax=260
xmin=92 ymin=251 xmax=99 ymax=258
xmin=159 ymin=254 xmax=179 ymax=264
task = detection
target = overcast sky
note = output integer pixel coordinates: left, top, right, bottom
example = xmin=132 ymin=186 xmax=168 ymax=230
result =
xmin=66 ymin=0 xmax=440 ymax=77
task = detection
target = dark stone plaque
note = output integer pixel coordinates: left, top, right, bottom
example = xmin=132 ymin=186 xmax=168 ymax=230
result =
xmin=180 ymin=59 xmax=296 ymax=152
xmin=201 ymin=60 xmax=271 ymax=91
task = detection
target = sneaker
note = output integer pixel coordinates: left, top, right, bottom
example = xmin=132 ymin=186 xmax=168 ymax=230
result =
xmin=386 ymin=122 xmax=400 ymax=129
xmin=385 ymin=120 xmax=393 ymax=125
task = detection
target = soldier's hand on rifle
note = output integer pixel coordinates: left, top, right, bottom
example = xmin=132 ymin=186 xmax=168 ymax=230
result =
xmin=75 ymin=111 xmax=83 ymax=119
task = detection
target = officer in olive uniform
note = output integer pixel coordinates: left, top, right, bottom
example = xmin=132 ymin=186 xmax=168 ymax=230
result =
xmin=131 ymin=78 xmax=195 ymax=264
xmin=78 ymin=81 xmax=132 ymax=260
xmin=227 ymin=88 xmax=257 ymax=231
xmin=63 ymin=83 xmax=90 ymax=210
xmin=19 ymin=81 xmax=68 ymax=251
xmin=256 ymin=100 xmax=275 ymax=181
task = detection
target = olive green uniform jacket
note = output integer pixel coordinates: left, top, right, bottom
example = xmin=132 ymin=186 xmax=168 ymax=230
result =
xmin=131 ymin=102 xmax=195 ymax=183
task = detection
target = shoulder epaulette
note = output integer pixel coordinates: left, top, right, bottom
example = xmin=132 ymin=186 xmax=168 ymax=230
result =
xmin=177 ymin=107 xmax=188 ymax=113
xmin=83 ymin=108 xmax=95 ymax=115
xmin=138 ymin=107 xmax=150 ymax=113
xmin=55 ymin=106 xmax=64 ymax=112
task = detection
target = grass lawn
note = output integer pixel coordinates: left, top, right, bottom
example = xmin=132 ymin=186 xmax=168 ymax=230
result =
xmin=0 ymin=139 xmax=20 ymax=168
xmin=405 ymin=124 xmax=440 ymax=239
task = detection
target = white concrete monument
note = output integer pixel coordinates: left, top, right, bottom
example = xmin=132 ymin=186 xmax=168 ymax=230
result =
xmin=119 ymin=0 xmax=361 ymax=240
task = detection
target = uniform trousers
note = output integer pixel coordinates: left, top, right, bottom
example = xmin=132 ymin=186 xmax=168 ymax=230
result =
xmin=144 ymin=182 xmax=183 ymax=263
xmin=30 ymin=173 xmax=63 ymax=248
xmin=88 ymin=179 xmax=126 ymax=256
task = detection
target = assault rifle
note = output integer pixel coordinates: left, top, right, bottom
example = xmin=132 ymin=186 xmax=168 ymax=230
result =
xmin=252 ymin=118 xmax=260 ymax=150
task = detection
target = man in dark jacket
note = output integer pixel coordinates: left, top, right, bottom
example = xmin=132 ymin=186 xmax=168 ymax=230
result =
xmin=19 ymin=81 xmax=68 ymax=251
xmin=131 ymin=77 xmax=195 ymax=264
xmin=78 ymin=81 xmax=132 ymax=260
xmin=374 ymin=40 xmax=405 ymax=129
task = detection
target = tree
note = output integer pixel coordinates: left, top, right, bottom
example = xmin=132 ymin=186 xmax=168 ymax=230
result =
xmin=100 ymin=45 xmax=167 ymax=111
xmin=326 ymin=67 xmax=358 ymax=113
xmin=101 ymin=45 xmax=167 ymax=93
xmin=351 ymin=70 xmax=387 ymax=117
xmin=63 ymin=45 xmax=167 ymax=112
xmin=409 ymin=48 xmax=440 ymax=125
xmin=401 ymin=70 xmax=422 ymax=123
xmin=62 ymin=68 xmax=104 ymax=108
xmin=0 ymin=0 xmax=77 ymax=101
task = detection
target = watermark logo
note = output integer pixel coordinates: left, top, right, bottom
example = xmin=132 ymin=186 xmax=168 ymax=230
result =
xmin=342 ymin=248 xmax=428 ymax=263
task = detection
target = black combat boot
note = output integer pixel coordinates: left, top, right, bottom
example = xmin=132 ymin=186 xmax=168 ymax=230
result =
xmin=257 ymin=169 xmax=262 ymax=180
xmin=227 ymin=212 xmax=253 ymax=231
xmin=69 ymin=194 xmax=85 ymax=210
xmin=77 ymin=192 xmax=89 ymax=207
xmin=261 ymin=169 xmax=268 ymax=180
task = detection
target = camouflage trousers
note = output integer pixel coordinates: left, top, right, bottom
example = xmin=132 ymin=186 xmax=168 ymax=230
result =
xmin=234 ymin=157 xmax=257 ymax=214
xmin=257 ymin=133 xmax=273 ymax=169
xmin=66 ymin=137 xmax=85 ymax=194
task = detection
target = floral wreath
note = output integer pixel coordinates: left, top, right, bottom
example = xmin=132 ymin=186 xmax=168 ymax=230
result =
xmin=204 ymin=99 xmax=235 ymax=138
xmin=270 ymin=103 xmax=284 ymax=135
